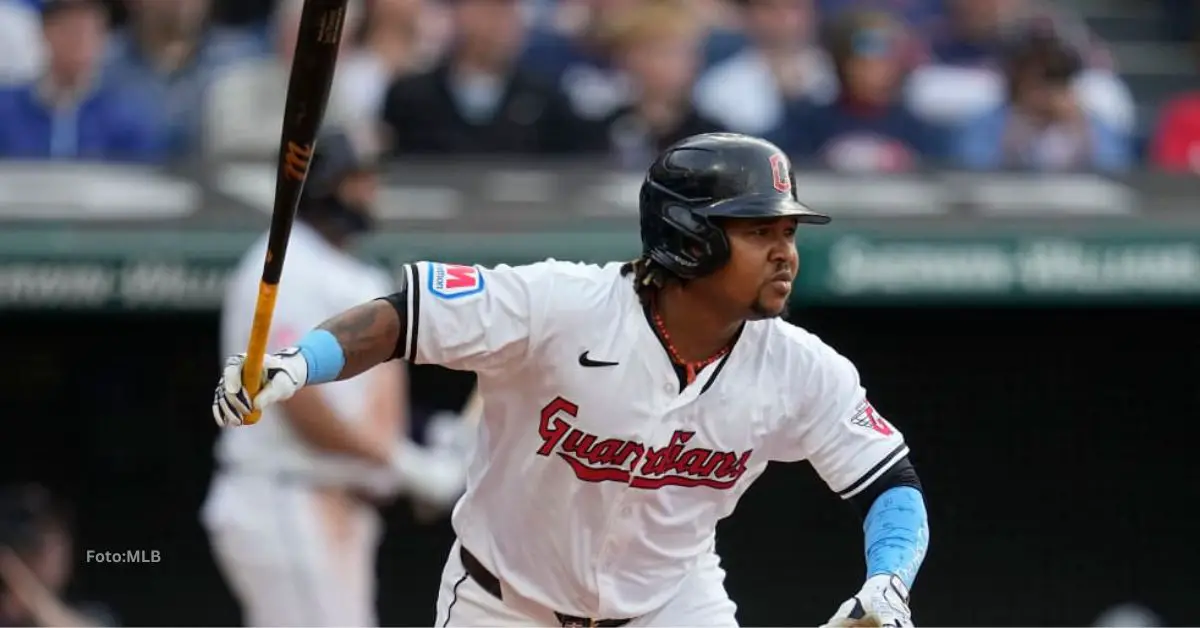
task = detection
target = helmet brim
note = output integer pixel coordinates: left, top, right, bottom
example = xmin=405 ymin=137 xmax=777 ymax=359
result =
xmin=697 ymin=194 xmax=831 ymax=225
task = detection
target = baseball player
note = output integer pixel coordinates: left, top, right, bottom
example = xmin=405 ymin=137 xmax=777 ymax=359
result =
xmin=201 ymin=128 xmax=467 ymax=627
xmin=211 ymin=132 xmax=931 ymax=627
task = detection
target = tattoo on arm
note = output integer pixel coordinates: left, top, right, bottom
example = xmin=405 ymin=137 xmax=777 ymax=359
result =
xmin=317 ymin=300 xmax=401 ymax=381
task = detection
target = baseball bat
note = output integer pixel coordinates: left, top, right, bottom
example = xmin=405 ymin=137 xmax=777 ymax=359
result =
xmin=241 ymin=0 xmax=350 ymax=425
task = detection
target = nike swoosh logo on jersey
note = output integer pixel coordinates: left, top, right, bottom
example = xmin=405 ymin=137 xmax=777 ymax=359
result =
xmin=578 ymin=351 xmax=619 ymax=367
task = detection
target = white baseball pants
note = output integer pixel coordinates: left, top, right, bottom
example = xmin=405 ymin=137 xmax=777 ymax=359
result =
xmin=202 ymin=472 xmax=382 ymax=627
xmin=434 ymin=540 xmax=739 ymax=627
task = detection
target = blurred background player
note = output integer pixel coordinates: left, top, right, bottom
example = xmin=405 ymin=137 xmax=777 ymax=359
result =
xmin=201 ymin=127 xmax=468 ymax=627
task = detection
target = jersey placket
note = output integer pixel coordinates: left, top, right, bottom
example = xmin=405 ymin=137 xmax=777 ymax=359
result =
xmin=594 ymin=489 xmax=645 ymax=617
xmin=595 ymin=399 xmax=660 ymax=614
xmin=607 ymin=373 xmax=711 ymax=614
xmin=593 ymin=487 xmax=635 ymax=616
xmin=591 ymin=363 xmax=681 ymax=617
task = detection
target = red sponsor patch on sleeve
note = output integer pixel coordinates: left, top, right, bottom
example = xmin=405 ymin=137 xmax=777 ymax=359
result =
xmin=427 ymin=262 xmax=485 ymax=299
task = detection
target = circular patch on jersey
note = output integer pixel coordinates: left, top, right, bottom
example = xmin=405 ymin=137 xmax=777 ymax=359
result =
xmin=427 ymin=262 xmax=485 ymax=299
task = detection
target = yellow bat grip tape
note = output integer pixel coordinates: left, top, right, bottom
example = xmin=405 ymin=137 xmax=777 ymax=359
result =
xmin=240 ymin=281 xmax=279 ymax=426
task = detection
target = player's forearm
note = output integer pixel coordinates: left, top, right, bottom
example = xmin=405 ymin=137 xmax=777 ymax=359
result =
xmin=297 ymin=299 xmax=401 ymax=383
xmin=280 ymin=388 xmax=391 ymax=465
xmin=863 ymin=486 xmax=929 ymax=588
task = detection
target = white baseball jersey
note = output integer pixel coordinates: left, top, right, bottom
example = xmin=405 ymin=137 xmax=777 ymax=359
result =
xmin=216 ymin=222 xmax=395 ymax=481
xmin=397 ymin=259 xmax=908 ymax=619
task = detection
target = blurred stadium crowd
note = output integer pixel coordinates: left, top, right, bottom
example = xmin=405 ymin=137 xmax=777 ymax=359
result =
xmin=0 ymin=0 xmax=1198 ymax=173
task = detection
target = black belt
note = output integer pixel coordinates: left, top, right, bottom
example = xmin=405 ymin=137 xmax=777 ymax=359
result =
xmin=459 ymin=546 xmax=632 ymax=628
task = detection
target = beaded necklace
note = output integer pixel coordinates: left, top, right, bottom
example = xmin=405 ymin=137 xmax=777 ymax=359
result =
xmin=650 ymin=306 xmax=732 ymax=386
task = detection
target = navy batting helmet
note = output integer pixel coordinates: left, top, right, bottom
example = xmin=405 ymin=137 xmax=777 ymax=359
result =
xmin=299 ymin=127 xmax=379 ymax=203
xmin=639 ymin=133 xmax=829 ymax=279
xmin=297 ymin=126 xmax=380 ymax=235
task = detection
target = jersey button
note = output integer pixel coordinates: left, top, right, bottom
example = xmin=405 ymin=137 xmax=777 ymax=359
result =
xmin=621 ymin=505 xmax=633 ymax=517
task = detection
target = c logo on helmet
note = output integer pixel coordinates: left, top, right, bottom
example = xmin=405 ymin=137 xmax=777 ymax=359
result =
xmin=769 ymin=153 xmax=791 ymax=193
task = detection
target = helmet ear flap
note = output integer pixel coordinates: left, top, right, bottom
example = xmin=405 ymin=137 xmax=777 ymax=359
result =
xmin=647 ymin=204 xmax=730 ymax=280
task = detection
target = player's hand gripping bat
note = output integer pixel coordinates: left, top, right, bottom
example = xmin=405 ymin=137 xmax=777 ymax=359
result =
xmin=240 ymin=0 xmax=350 ymax=425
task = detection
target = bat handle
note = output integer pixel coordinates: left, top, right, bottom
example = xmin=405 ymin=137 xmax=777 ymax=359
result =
xmin=239 ymin=284 xmax=279 ymax=426
xmin=240 ymin=351 xmax=265 ymax=426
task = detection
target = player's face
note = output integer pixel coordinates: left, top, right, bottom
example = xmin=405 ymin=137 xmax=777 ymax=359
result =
xmin=704 ymin=216 xmax=799 ymax=320
xmin=337 ymin=171 xmax=378 ymax=210
xmin=333 ymin=170 xmax=378 ymax=238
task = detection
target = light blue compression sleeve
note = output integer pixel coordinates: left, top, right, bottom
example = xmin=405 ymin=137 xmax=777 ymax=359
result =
xmin=295 ymin=329 xmax=346 ymax=384
xmin=864 ymin=486 xmax=929 ymax=588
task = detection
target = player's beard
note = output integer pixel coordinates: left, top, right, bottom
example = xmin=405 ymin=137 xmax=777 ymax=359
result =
xmin=748 ymin=293 xmax=789 ymax=321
